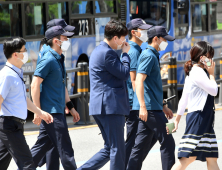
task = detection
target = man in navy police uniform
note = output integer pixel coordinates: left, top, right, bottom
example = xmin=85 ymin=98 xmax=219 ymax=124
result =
xmin=77 ymin=20 xmax=131 ymax=170
xmin=30 ymin=26 xmax=80 ymax=170
xmin=34 ymin=19 xmax=76 ymax=170
xmin=124 ymin=18 xmax=154 ymax=168
xmin=127 ymin=26 xmax=176 ymax=170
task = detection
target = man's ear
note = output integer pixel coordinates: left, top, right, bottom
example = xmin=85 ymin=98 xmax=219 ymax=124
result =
xmin=53 ymin=37 xmax=58 ymax=44
xmin=12 ymin=52 xmax=18 ymax=59
xmin=152 ymin=36 xmax=158 ymax=43
xmin=131 ymin=30 xmax=136 ymax=36
xmin=113 ymin=36 xmax=118 ymax=41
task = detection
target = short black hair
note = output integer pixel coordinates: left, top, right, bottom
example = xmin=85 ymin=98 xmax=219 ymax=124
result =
xmin=148 ymin=36 xmax=160 ymax=44
xmin=42 ymin=35 xmax=61 ymax=47
xmin=104 ymin=20 xmax=128 ymax=41
xmin=128 ymin=27 xmax=138 ymax=40
xmin=3 ymin=37 xmax=26 ymax=59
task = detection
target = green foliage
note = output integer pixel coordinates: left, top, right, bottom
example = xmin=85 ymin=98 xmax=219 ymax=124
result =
xmin=217 ymin=20 xmax=222 ymax=30
xmin=105 ymin=1 xmax=114 ymax=12
xmin=49 ymin=3 xmax=59 ymax=18
xmin=72 ymin=1 xmax=82 ymax=11
xmin=0 ymin=12 xmax=10 ymax=25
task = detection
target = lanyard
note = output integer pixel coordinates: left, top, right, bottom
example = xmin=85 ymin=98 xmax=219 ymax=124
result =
xmin=5 ymin=65 xmax=25 ymax=84
xmin=49 ymin=51 xmax=65 ymax=84
xmin=5 ymin=65 xmax=26 ymax=100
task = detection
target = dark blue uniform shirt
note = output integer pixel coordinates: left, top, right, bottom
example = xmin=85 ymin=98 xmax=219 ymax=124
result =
xmin=126 ymin=41 xmax=141 ymax=107
xmin=133 ymin=45 xmax=163 ymax=111
xmin=34 ymin=45 xmax=66 ymax=114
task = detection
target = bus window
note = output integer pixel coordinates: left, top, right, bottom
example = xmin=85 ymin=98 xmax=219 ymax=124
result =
xmin=178 ymin=13 xmax=188 ymax=25
xmin=176 ymin=14 xmax=188 ymax=36
xmin=25 ymin=3 xmax=44 ymax=36
xmin=129 ymin=0 xmax=170 ymax=31
xmin=48 ymin=2 xmax=68 ymax=23
xmin=71 ymin=1 xmax=92 ymax=14
xmin=174 ymin=0 xmax=189 ymax=38
xmin=210 ymin=3 xmax=222 ymax=31
xmin=130 ymin=1 xmax=137 ymax=14
xmin=175 ymin=27 xmax=188 ymax=37
xmin=191 ymin=4 xmax=207 ymax=32
xmin=71 ymin=18 xmax=94 ymax=36
xmin=95 ymin=0 xmax=115 ymax=13
xmin=0 ymin=3 xmax=21 ymax=38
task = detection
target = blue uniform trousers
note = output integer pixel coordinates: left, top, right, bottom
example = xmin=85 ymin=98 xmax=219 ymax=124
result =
xmin=125 ymin=110 xmax=157 ymax=169
xmin=127 ymin=110 xmax=175 ymax=170
xmin=31 ymin=113 xmax=77 ymax=170
xmin=37 ymin=144 xmax=60 ymax=170
xmin=0 ymin=117 xmax=35 ymax=170
xmin=77 ymin=114 xmax=125 ymax=170
xmin=37 ymin=114 xmax=66 ymax=170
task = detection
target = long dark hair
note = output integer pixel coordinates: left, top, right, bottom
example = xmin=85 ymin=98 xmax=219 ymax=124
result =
xmin=184 ymin=41 xmax=214 ymax=76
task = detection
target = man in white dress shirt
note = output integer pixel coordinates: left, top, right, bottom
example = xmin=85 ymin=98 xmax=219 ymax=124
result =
xmin=0 ymin=37 xmax=53 ymax=170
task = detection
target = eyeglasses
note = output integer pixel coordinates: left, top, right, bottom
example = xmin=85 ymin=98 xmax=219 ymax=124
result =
xmin=16 ymin=49 xmax=27 ymax=53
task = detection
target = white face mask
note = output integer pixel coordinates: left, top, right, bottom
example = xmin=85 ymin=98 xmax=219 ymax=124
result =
xmin=57 ymin=39 xmax=71 ymax=51
xmin=157 ymin=38 xmax=168 ymax=51
xmin=136 ymin=30 xmax=148 ymax=43
xmin=18 ymin=52 xmax=29 ymax=64
xmin=115 ymin=38 xmax=125 ymax=50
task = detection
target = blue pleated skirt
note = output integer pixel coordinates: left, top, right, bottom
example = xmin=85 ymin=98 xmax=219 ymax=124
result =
xmin=178 ymin=95 xmax=218 ymax=161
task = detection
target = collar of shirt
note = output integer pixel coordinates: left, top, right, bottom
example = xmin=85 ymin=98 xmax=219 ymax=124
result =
xmin=41 ymin=44 xmax=51 ymax=55
xmin=100 ymin=41 xmax=111 ymax=49
xmin=146 ymin=45 xmax=160 ymax=57
xmin=6 ymin=62 xmax=23 ymax=78
xmin=129 ymin=41 xmax=141 ymax=52
xmin=49 ymin=47 xmax=64 ymax=60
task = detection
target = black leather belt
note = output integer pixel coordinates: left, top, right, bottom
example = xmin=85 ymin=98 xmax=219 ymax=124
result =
xmin=0 ymin=116 xmax=26 ymax=124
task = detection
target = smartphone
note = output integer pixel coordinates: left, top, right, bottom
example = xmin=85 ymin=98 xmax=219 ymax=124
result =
xmin=201 ymin=57 xmax=211 ymax=67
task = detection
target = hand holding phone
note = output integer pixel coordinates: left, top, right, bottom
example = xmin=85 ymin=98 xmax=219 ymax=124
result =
xmin=202 ymin=57 xmax=215 ymax=75
xmin=200 ymin=56 xmax=211 ymax=67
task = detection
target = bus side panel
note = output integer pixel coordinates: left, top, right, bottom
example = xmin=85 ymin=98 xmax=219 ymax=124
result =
xmin=24 ymin=41 xmax=41 ymax=71
xmin=68 ymin=36 xmax=96 ymax=94
xmin=173 ymin=34 xmax=222 ymax=85
xmin=0 ymin=44 xmax=6 ymax=69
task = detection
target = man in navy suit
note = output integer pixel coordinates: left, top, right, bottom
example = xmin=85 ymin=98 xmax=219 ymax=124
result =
xmin=77 ymin=20 xmax=131 ymax=170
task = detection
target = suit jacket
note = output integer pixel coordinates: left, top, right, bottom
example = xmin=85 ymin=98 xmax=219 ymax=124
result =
xmin=89 ymin=41 xmax=131 ymax=116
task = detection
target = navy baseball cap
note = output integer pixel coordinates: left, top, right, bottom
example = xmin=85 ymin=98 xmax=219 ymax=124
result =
xmin=45 ymin=26 xmax=74 ymax=40
xmin=47 ymin=19 xmax=75 ymax=32
xmin=127 ymin=18 xmax=153 ymax=30
xmin=147 ymin=26 xmax=175 ymax=41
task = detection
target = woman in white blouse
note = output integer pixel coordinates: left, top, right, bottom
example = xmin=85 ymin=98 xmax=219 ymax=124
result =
xmin=170 ymin=41 xmax=219 ymax=170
